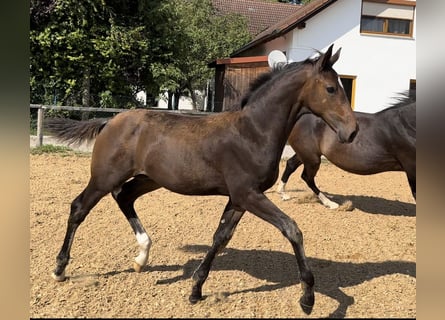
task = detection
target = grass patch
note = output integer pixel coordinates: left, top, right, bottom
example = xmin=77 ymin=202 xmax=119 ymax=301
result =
xmin=30 ymin=144 xmax=89 ymax=157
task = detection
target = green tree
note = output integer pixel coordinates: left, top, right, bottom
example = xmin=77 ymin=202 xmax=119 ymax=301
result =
xmin=149 ymin=0 xmax=251 ymax=110
xmin=30 ymin=0 xmax=250 ymax=111
xmin=31 ymin=0 xmax=163 ymax=108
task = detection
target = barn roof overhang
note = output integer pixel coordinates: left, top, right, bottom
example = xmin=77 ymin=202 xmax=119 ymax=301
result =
xmin=208 ymin=56 xmax=268 ymax=68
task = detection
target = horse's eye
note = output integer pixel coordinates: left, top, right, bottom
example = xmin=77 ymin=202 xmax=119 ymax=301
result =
xmin=326 ymin=86 xmax=335 ymax=94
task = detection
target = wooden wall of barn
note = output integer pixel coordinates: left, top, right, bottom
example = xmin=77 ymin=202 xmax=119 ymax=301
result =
xmin=210 ymin=58 xmax=269 ymax=112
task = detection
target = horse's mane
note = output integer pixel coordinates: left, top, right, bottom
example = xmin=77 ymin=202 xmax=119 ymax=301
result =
xmin=240 ymin=72 xmax=275 ymax=108
xmin=239 ymin=58 xmax=317 ymax=109
xmin=379 ymin=90 xmax=416 ymax=113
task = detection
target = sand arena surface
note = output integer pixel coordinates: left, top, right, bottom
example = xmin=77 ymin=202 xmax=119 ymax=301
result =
xmin=30 ymin=153 xmax=415 ymax=318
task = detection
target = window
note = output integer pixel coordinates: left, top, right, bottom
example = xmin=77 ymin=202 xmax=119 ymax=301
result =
xmin=361 ymin=1 xmax=415 ymax=37
xmin=340 ymin=76 xmax=356 ymax=109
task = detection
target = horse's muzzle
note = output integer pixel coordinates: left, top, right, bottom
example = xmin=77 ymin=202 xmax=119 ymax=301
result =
xmin=347 ymin=124 xmax=359 ymax=143
xmin=339 ymin=123 xmax=359 ymax=144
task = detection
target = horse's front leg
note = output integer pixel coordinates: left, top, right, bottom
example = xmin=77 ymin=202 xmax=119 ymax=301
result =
xmin=240 ymin=190 xmax=315 ymax=314
xmin=189 ymin=199 xmax=244 ymax=303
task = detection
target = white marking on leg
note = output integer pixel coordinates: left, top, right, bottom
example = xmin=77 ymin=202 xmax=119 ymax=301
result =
xmin=276 ymin=181 xmax=291 ymax=200
xmin=276 ymin=181 xmax=285 ymax=193
xmin=51 ymin=271 xmax=66 ymax=282
xmin=134 ymin=232 xmax=152 ymax=268
xmin=318 ymin=192 xmax=339 ymax=209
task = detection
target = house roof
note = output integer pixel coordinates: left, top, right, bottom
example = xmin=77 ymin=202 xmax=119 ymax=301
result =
xmin=212 ymin=0 xmax=302 ymax=37
xmin=230 ymin=0 xmax=338 ymax=57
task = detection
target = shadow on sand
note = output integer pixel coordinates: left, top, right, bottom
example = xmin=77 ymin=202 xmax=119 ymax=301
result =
xmin=145 ymin=245 xmax=416 ymax=318
xmin=328 ymin=193 xmax=416 ymax=216
xmin=280 ymin=188 xmax=416 ymax=217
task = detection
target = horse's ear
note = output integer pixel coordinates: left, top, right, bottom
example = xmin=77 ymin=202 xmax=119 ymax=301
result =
xmin=330 ymin=47 xmax=341 ymax=66
xmin=317 ymin=44 xmax=334 ymax=71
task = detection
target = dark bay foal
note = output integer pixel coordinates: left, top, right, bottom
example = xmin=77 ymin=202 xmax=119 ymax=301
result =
xmin=45 ymin=44 xmax=357 ymax=314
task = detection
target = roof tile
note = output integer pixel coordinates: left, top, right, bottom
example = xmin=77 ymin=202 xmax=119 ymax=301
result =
xmin=212 ymin=0 xmax=302 ymax=36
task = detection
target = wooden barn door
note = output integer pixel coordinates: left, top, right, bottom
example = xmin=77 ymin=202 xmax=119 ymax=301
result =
xmin=209 ymin=56 xmax=269 ymax=112
xmin=223 ymin=62 xmax=269 ymax=111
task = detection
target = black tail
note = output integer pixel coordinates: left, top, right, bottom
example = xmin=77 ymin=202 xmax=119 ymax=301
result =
xmin=44 ymin=117 xmax=109 ymax=145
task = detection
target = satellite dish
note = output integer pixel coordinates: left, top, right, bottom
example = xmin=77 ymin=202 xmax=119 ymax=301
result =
xmin=268 ymin=50 xmax=287 ymax=69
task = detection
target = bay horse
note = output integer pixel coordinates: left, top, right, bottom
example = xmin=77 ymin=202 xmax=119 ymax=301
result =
xmin=45 ymin=44 xmax=357 ymax=314
xmin=276 ymin=91 xmax=416 ymax=209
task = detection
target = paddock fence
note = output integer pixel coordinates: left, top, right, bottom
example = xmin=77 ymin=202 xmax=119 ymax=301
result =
xmin=30 ymin=104 xmax=214 ymax=147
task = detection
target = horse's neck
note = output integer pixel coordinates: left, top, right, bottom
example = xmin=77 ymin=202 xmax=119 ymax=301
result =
xmin=241 ymin=70 xmax=308 ymax=140
xmin=244 ymin=104 xmax=297 ymax=152
xmin=396 ymin=103 xmax=416 ymax=130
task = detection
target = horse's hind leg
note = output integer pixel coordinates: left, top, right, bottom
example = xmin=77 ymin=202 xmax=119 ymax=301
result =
xmin=302 ymin=159 xmax=339 ymax=209
xmin=190 ymin=199 xmax=244 ymax=303
xmin=112 ymin=175 xmax=161 ymax=272
xmin=277 ymin=154 xmax=303 ymax=200
xmin=52 ymin=184 xmax=108 ymax=281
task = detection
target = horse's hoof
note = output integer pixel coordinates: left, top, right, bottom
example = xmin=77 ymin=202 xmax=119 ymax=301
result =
xmin=189 ymin=294 xmax=201 ymax=304
xmin=52 ymin=271 xmax=66 ymax=282
xmin=327 ymin=203 xmax=339 ymax=209
xmin=299 ymin=295 xmax=314 ymax=315
xmin=300 ymin=300 xmax=314 ymax=315
xmin=133 ymin=262 xmax=143 ymax=273
xmin=319 ymin=193 xmax=339 ymax=209
xmin=299 ymin=280 xmax=314 ymax=314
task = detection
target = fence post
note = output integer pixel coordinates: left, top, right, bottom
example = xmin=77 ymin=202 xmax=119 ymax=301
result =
xmin=36 ymin=106 xmax=44 ymax=146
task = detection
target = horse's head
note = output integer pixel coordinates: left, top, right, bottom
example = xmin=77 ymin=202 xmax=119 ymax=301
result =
xmin=299 ymin=44 xmax=358 ymax=143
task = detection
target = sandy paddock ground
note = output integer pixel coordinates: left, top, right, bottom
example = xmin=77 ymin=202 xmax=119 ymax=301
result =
xmin=30 ymin=152 xmax=415 ymax=318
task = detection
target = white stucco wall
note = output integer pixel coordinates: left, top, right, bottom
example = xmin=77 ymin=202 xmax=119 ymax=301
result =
xmin=285 ymin=0 xmax=416 ymax=113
